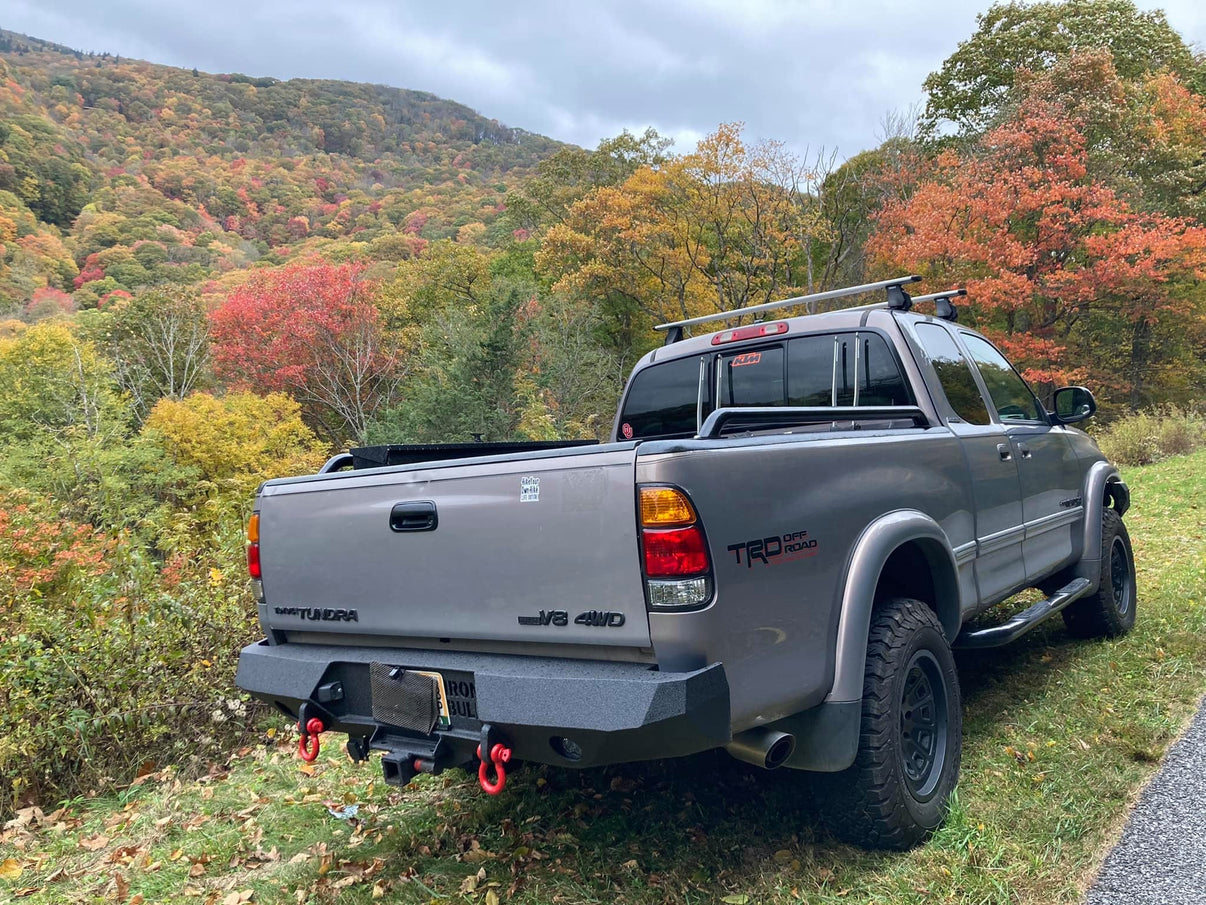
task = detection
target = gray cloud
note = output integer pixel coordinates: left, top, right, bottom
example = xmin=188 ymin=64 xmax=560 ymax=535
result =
xmin=3 ymin=0 xmax=1204 ymax=159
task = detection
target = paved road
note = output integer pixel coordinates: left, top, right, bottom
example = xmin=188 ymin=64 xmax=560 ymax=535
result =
xmin=1085 ymin=697 xmax=1206 ymax=904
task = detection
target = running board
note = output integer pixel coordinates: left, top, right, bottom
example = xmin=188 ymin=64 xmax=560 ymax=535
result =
xmin=955 ymin=578 xmax=1093 ymax=649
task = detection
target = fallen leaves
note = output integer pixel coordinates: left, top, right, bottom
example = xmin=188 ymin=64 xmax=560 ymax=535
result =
xmin=0 ymin=857 xmax=23 ymax=880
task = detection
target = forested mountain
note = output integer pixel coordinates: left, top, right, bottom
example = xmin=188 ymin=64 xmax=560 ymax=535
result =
xmin=0 ymin=28 xmax=561 ymax=311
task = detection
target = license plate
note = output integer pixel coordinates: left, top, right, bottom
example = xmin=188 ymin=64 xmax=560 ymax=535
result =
xmin=410 ymin=670 xmax=452 ymax=730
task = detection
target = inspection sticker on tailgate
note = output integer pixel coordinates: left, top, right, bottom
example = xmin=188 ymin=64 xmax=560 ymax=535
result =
xmin=520 ymin=475 xmax=540 ymax=502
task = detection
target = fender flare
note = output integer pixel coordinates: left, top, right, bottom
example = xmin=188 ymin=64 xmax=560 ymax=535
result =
xmin=826 ymin=510 xmax=962 ymax=703
xmin=1078 ymin=462 xmax=1129 ymax=591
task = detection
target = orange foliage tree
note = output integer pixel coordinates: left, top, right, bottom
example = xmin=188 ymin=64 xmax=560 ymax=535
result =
xmin=869 ymin=93 xmax=1206 ymax=405
xmin=208 ymin=262 xmax=404 ymax=442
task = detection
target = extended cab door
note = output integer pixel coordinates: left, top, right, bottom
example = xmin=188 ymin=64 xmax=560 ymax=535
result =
xmin=909 ymin=323 xmax=1027 ymax=605
xmin=959 ymin=333 xmax=1084 ymax=583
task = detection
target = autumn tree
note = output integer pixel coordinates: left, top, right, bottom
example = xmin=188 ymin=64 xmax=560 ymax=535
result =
xmin=0 ymin=322 xmax=122 ymax=445
xmin=208 ymin=262 xmax=403 ymax=443
xmin=870 ymin=90 xmax=1206 ymax=408
xmin=88 ymin=287 xmax=212 ymax=422
xmin=921 ymin=0 xmax=1203 ymax=137
xmin=506 ymin=128 xmax=673 ymax=234
xmin=144 ymin=391 xmax=326 ymax=510
xmin=537 ymin=124 xmax=829 ymax=358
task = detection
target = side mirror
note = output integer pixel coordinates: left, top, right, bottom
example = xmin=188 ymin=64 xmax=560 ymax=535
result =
xmin=1051 ymin=386 xmax=1096 ymax=425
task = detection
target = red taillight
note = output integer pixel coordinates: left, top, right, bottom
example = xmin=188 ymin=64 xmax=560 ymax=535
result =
xmin=642 ymin=526 xmax=709 ymax=577
xmin=247 ymin=513 xmax=261 ymax=578
xmin=711 ymin=321 xmax=788 ymax=345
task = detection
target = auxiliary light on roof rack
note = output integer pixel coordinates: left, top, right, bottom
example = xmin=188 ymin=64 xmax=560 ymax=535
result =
xmin=654 ymin=275 xmax=965 ymax=344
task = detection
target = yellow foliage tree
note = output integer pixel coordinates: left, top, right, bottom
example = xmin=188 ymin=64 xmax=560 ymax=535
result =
xmin=537 ymin=123 xmax=831 ymax=332
xmin=143 ymin=392 xmax=327 ymax=506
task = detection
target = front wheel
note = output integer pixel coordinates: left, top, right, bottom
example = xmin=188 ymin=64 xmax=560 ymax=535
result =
xmin=817 ymin=598 xmax=962 ymax=849
xmin=1062 ymin=509 xmax=1136 ymax=639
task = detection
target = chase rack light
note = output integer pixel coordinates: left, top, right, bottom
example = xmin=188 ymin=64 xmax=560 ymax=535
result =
xmin=655 ymin=276 xmax=963 ymax=344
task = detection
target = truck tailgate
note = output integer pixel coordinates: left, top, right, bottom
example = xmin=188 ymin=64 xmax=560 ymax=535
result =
xmin=256 ymin=446 xmax=651 ymax=648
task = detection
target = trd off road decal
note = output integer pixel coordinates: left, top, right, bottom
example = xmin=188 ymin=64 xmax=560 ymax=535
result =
xmin=728 ymin=529 xmax=818 ymax=568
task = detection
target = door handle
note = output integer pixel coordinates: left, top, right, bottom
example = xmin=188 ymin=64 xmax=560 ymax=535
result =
xmin=997 ymin=443 xmax=1012 ymax=461
xmin=390 ymin=501 xmax=438 ymax=532
xmin=1018 ymin=443 xmax=1032 ymax=459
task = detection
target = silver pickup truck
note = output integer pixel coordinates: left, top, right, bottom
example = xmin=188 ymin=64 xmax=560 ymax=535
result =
xmin=236 ymin=276 xmax=1134 ymax=848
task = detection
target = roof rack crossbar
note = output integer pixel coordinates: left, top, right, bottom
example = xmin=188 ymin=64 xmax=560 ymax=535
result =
xmin=654 ymin=276 xmax=921 ymax=341
xmin=910 ymin=288 xmax=967 ymax=304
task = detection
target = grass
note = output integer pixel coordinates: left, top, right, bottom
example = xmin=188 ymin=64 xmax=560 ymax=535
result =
xmin=3 ymin=450 xmax=1205 ymax=905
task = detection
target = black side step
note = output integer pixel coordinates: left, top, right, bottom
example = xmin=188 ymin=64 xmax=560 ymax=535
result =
xmin=955 ymin=578 xmax=1093 ymax=649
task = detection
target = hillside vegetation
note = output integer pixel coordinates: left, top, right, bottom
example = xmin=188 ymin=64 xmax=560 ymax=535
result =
xmin=0 ymin=28 xmax=559 ymax=311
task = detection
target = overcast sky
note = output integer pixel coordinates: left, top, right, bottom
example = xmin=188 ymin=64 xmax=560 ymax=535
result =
xmin=4 ymin=0 xmax=1205 ymax=160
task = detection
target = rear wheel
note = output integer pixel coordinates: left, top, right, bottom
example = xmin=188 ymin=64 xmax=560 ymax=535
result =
xmin=817 ymin=597 xmax=961 ymax=849
xmin=1063 ymin=509 xmax=1136 ymax=638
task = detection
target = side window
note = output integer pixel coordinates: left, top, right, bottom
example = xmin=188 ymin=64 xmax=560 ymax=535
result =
xmin=619 ymin=355 xmax=708 ymax=439
xmin=913 ymin=324 xmax=991 ymax=425
xmin=718 ymin=346 xmax=785 ymax=406
xmin=787 ymin=332 xmax=912 ymax=407
xmin=856 ymin=333 xmax=913 ymax=406
xmin=962 ymin=334 xmax=1044 ymax=422
xmin=786 ymin=335 xmax=835 ymax=405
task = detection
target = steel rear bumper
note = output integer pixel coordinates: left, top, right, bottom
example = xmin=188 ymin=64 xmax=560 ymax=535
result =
xmin=236 ymin=640 xmax=731 ymax=769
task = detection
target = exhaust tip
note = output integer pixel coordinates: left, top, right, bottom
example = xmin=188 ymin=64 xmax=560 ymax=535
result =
xmin=725 ymin=728 xmax=796 ymax=770
xmin=765 ymin=733 xmax=794 ymax=770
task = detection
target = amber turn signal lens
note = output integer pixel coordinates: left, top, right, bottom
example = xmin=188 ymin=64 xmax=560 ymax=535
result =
xmin=247 ymin=512 xmax=259 ymax=544
xmin=639 ymin=486 xmax=697 ymax=527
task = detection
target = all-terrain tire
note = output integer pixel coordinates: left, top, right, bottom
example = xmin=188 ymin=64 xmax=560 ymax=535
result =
xmin=1062 ymin=509 xmax=1136 ymax=639
xmin=817 ymin=598 xmax=962 ymax=849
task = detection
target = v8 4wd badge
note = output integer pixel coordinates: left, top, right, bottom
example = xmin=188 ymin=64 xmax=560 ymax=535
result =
xmin=517 ymin=609 xmax=626 ymax=627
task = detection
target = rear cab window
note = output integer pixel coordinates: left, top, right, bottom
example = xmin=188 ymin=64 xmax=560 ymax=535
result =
xmin=618 ymin=331 xmax=913 ymax=440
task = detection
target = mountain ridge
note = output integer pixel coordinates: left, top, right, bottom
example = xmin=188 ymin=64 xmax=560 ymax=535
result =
xmin=0 ymin=27 xmax=564 ymax=312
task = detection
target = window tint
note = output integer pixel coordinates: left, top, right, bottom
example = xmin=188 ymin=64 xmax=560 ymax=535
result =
xmin=786 ymin=334 xmax=835 ymax=406
xmin=856 ymin=333 xmax=913 ymax=405
xmin=619 ymin=355 xmax=706 ymax=439
xmin=913 ymin=324 xmax=990 ymax=425
xmin=718 ymin=346 xmax=785 ymax=406
xmin=618 ymin=329 xmax=915 ymax=441
xmin=962 ymin=334 xmax=1044 ymax=422
xmin=788 ymin=332 xmax=912 ymax=407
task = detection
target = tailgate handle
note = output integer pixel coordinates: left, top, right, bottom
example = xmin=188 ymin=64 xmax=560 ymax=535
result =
xmin=390 ymin=501 xmax=438 ymax=532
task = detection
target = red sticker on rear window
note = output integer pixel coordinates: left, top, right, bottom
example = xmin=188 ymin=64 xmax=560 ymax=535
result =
xmin=731 ymin=352 xmax=762 ymax=367
xmin=622 ymin=422 xmax=634 ymax=439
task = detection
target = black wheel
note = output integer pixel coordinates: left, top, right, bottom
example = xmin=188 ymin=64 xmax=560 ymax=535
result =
xmin=816 ymin=598 xmax=961 ymax=849
xmin=1063 ymin=509 xmax=1136 ymax=638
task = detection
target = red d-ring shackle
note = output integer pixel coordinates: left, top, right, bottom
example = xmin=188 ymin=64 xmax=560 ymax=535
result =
xmin=298 ymin=717 xmax=325 ymax=762
xmin=476 ymin=742 xmax=512 ymax=794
